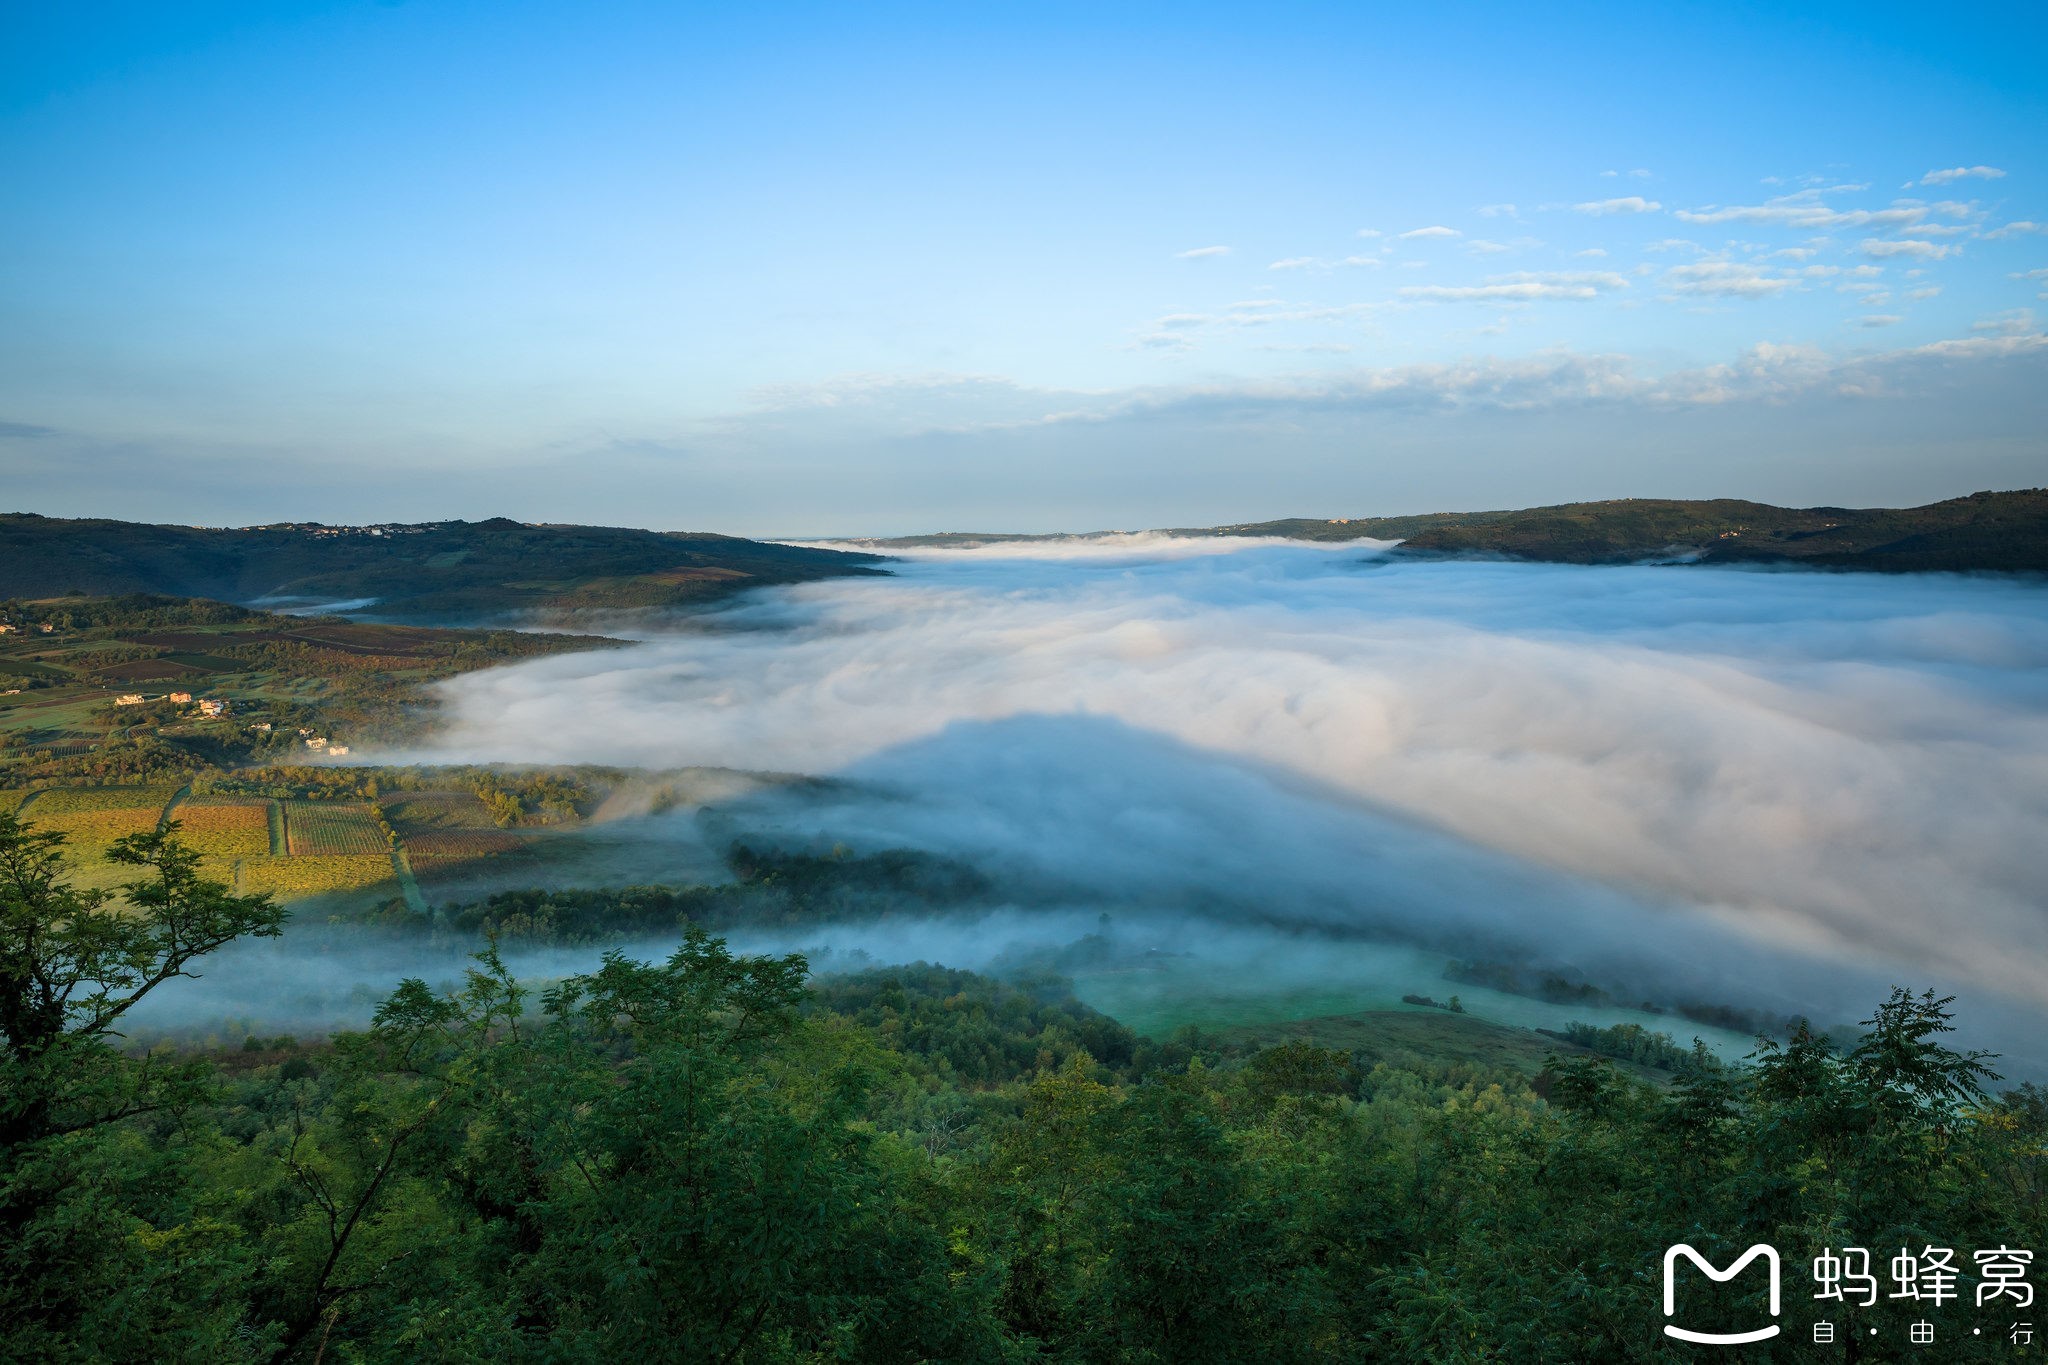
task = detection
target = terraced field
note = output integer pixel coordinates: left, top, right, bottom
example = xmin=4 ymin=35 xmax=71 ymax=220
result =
xmin=283 ymin=801 xmax=388 ymax=856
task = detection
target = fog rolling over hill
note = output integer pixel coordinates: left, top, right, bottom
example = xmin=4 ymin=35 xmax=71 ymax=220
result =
xmin=391 ymin=534 xmax=2048 ymax=1064
xmin=858 ymin=488 xmax=2048 ymax=571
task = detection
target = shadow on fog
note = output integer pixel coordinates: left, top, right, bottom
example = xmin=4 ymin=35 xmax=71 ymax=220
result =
xmin=136 ymin=712 xmax=2048 ymax=1081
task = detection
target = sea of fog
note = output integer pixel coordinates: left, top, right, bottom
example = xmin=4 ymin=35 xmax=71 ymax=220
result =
xmin=138 ymin=536 xmax=2048 ymax=1072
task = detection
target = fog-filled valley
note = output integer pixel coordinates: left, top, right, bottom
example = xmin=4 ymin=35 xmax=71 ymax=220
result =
xmin=132 ymin=536 xmax=2048 ymax=1076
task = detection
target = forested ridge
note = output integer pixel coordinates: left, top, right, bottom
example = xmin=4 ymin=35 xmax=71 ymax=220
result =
xmin=2 ymin=812 xmax=2043 ymax=1362
xmin=0 ymin=516 xmax=884 ymax=617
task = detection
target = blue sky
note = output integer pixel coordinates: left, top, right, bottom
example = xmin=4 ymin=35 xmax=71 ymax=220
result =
xmin=3 ymin=0 xmax=2045 ymax=534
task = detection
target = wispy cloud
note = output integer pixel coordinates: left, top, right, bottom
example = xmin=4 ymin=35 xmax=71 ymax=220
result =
xmin=1918 ymin=165 xmax=2005 ymax=186
xmin=1985 ymin=221 xmax=2046 ymax=240
xmin=1257 ymin=257 xmax=1383 ymax=273
xmin=1861 ymin=238 xmax=1954 ymax=260
xmin=1857 ymin=314 xmax=1902 ymax=327
xmin=1676 ymin=189 xmax=1933 ymax=231
xmin=1574 ymin=196 xmax=1661 ymax=215
xmin=1574 ymin=248 xmax=1609 ymax=259
xmin=1400 ymin=270 xmax=1628 ymax=302
xmin=1175 ymin=245 xmax=1231 ymax=259
xmin=1662 ymin=261 xmax=1802 ymax=298
xmin=740 ymin=330 xmax=2048 ymax=445
xmin=1972 ymin=308 xmax=2037 ymax=337
xmin=0 ymin=420 xmax=59 ymax=439
xmin=1476 ymin=204 xmax=1519 ymax=219
xmin=1398 ymin=225 xmax=1461 ymax=240
xmin=1600 ymin=168 xmax=1652 ymax=179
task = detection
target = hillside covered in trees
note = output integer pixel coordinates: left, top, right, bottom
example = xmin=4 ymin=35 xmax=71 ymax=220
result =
xmin=866 ymin=489 xmax=2048 ymax=573
xmin=0 ymin=515 xmax=886 ymax=618
xmin=1188 ymin=488 xmax=2048 ymax=572
xmin=3 ymin=813 xmax=2043 ymax=1361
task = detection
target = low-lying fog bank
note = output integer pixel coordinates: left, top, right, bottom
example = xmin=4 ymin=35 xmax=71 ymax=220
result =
xmin=147 ymin=536 xmax=2048 ymax=1073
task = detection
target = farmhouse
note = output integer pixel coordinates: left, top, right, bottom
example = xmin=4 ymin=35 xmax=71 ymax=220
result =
xmin=328 ymin=744 xmax=351 ymax=756
xmin=197 ymin=698 xmax=228 ymax=717
xmin=169 ymin=691 xmax=193 ymax=704
xmin=115 ymin=694 xmax=146 ymax=706
xmin=0 ymin=623 xmax=14 ymax=634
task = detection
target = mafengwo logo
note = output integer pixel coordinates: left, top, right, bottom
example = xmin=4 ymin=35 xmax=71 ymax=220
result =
xmin=1664 ymin=1244 xmax=1782 ymax=1345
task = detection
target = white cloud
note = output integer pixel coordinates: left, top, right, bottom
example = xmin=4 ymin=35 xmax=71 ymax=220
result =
xmin=1398 ymin=226 xmax=1461 ymax=240
xmin=1355 ymin=228 xmax=1382 ymax=239
xmin=1906 ymin=286 xmax=1941 ymax=300
xmin=1574 ymin=248 xmax=1609 ymax=259
xmin=1175 ymin=245 xmax=1231 ymax=259
xmin=1645 ymin=238 xmax=1704 ymax=254
xmin=1662 ymin=261 xmax=1802 ymax=298
xmin=1400 ymin=270 xmax=1629 ymax=303
xmin=1341 ymin=255 xmax=1382 ymax=267
xmin=1919 ymin=165 xmax=2006 ymax=185
xmin=1986 ymin=221 xmax=2047 ymax=239
xmin=744 ymin=330 xmax=2048 ymax=442
xmin=1861 ymin=239 xmax=1955 ymax=260
xmin=1676 ymin=190 xmax=1931 ymax=231
xmin=1858 ymin=315 xmax=1903 ymax=327
xmin=1973 ymin=308 xmax=2037 ymax=337
xmin=1254 ymin=341 xmax=1355 ymax=354
xmin=1574 ymin=196 xmax=1662 ymax=215
xmin=1476 ymin=204 xmax=1519 ymax=219
xmin=1267 ymin=257 xmax=1319 ymax=271
xmin=1467 ymin=239 xmax=1512 ymax=254
xmin=1599 ymin=168 xmax=1652 ymax=178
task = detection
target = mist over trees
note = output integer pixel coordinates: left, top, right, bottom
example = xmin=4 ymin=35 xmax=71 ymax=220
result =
xmin=2 ymin=815 xmax=2044 ymax=1360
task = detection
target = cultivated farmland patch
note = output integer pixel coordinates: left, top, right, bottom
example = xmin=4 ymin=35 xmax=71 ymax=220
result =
xmin=240 ymin=854 xmax=398 ymax=901
xmin=283 ymin=801 xmax=388 ymax=856
xmin=169 ymin=799 xmax=274 ymax=858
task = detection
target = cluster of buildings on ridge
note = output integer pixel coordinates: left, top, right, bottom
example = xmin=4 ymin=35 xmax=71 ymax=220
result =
xmin=114 ymin=692 xmax=231 ymax=717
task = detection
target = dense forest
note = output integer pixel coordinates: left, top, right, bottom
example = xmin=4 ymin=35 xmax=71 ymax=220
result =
xmin=4 ymin=811 xmax=2044 ymax=1361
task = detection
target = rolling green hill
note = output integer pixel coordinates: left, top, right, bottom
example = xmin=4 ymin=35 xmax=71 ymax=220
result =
xmin=847 ymin=489 xmax=2048 ymax=571
xmin=0 ymin=514 xmax=887 ymax=617
xmin=1178 ymin=487 xmax=2048 ymax=571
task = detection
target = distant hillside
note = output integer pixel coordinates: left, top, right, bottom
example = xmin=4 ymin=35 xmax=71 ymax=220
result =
xmin=1175 ymin=489 xmax=2048 ymax=572
xmin=0 ymin=515 xmax=887 ymax=617
xmin=850 ymin=490 xmax=2048 ymax=573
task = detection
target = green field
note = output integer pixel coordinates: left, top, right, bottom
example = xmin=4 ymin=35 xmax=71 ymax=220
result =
xmin=1069 ymin=939 xmax=1758 ymax=1064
